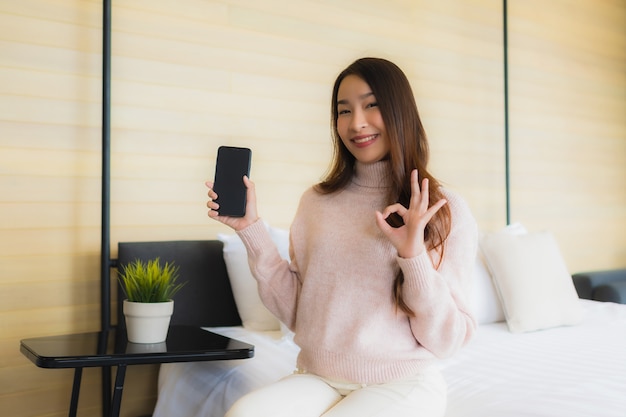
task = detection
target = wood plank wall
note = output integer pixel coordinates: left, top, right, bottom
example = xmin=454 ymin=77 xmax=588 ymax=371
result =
xmin=508 ymin=0 xmax=626 ymax=268
xmin=1 ymin=1 xmax=624 ymax=416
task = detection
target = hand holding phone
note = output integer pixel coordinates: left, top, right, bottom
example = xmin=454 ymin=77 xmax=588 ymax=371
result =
xmin=212 ymin=146 xmax=252 ymax=217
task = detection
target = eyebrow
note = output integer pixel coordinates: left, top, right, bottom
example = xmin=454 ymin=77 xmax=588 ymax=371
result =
xmin=337 ymin=91 xmax=374 ymax=105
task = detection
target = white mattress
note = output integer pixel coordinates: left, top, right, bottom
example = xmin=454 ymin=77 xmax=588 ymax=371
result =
xmin=153 ymin=300 xmax=626 ymax=417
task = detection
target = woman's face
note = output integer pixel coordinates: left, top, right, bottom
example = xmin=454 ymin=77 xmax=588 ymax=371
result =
xmin=336 ymin=75 xmax=390 ymax=164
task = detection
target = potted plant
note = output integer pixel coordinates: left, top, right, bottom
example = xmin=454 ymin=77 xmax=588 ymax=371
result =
xmin=118 ymin=257 xmax=185 ymax=343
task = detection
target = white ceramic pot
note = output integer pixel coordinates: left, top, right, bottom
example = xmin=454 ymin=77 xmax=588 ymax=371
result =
xmin=125 ymin=341 xmax=167 ymax=354
xmin=123 ymin=300 xmax=174 ymax=344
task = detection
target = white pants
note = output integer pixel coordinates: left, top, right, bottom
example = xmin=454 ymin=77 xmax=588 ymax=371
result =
xmin=225 ymin=366 xmax=447 ymax=417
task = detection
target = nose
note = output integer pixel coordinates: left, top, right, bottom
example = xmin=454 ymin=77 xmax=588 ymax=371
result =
xmin=350 ymin=108 xmax=367 ymax=131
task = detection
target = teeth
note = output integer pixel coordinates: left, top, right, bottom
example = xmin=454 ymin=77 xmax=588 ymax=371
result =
xmin=354 ymin=135 xmax=376 ymax=144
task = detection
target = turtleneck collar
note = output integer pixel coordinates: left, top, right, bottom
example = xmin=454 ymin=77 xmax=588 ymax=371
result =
xmin=352 ymin=160 xmax=392 ymax=189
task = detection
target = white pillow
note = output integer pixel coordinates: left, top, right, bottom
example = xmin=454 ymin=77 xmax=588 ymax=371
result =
xmin=471 ymin=223 xmax=526 ymax=324
xmin=471 ymin=252 xmax=505 ymax=324
xmin=218 ymin=226 xmax=289 ymax=331
xmin=269 ymin=226 xmax=290 ymax=260
xmin=480 ymin=229 xmax=583 ymax=333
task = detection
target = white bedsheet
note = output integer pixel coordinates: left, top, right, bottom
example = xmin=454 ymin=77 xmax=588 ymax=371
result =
xmin=153 ymin=300 xmax=626 ymax=417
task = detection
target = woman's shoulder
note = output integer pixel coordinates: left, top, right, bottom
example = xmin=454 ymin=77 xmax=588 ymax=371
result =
xmin=299 ymin=185 xmax=318 ymax=203
xmin=299 ymin=184 xmax=335 ymax=203
xmin=294 ymin=186 xmax=322 ymax=212
xmin=440 ymin=187 xmax=469 ymax=209
xmin=294 ymin=185 xmax=343 ymax=221
xmin=439 ymin=187 xmax=476 ymax=225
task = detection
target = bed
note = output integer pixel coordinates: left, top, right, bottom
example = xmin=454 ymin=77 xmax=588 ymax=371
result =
xmin=155 ymin=300 xmax=626 ymax=417
xmin=117 ymin=225 xmax=626 ymax=417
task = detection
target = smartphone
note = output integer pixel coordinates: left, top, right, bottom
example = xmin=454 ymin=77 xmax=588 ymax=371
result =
xmin=212 ymin=146 xmax=252 ymax=217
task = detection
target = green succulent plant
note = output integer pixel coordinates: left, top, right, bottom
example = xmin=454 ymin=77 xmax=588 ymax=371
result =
xmin=118 ymin=258 xmax=185 ymax=303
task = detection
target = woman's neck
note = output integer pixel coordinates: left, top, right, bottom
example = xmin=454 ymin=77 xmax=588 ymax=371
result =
xmin=352 ymin=160 xmax=392 ymax=189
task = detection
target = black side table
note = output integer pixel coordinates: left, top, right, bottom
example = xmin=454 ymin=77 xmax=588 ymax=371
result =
xmin=20 ymin=325 xmax=254 ymax=417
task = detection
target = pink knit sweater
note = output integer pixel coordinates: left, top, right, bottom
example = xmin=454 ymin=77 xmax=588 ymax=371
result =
xmin=237 ymin=160 xmax=478 ymax=384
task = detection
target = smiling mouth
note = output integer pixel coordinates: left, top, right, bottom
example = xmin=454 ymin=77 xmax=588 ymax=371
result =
xmin=353 ymin=134 xmax=378 ymax=144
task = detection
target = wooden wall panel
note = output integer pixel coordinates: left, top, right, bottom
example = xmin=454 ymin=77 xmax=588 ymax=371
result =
xmin=1 ymin=1 xmax=623 ymax=416
xmin=508 ymin=0 xmax=626 ymax=271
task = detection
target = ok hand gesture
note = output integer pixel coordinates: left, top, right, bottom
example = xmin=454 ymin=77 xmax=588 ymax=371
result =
xmin=375 ymin=169 xmax=447 ymax=258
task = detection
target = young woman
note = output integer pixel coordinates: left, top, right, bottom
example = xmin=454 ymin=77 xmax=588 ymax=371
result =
xmin=206 ymin=57 xmax=478 ymax=417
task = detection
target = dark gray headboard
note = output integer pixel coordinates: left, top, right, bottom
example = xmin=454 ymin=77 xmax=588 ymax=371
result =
xmin=116 ymin=240 xmax=242 ymax=329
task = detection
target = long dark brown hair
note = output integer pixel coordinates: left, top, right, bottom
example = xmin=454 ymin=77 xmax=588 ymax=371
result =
xmin=316 ymin=57 xmax=452 ymax=315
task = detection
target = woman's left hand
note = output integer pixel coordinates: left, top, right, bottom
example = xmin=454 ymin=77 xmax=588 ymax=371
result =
xmin=375 ymin=169 xmax=447 ymax=258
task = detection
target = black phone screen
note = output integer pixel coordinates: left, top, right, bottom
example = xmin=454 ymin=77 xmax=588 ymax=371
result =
xmin=212 ymin=146 xmax=251 ymax=217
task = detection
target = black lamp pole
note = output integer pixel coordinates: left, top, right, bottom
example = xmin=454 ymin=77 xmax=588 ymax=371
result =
xmin=101 ymin=0 xmax=112 ymax=415
xmin=503 ymin=0 xmax=511 ymax=225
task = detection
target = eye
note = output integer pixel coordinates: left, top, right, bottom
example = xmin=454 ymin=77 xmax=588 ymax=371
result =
xmin=338 ymin=108 xmax=351 ymax=115
xmin=366 ymin=101 xmax=378 ymax=109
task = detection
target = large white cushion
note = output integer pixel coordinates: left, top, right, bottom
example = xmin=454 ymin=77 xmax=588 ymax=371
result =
xmin=471 ymin=252 xmax=505 ymax=324
xmin=218 ymin=226 xmax=290 ymax=331
xmin=480 ymin=228 xmax=583 ymax=333
xmin=470 ymin=223 xmax=527 ymax=325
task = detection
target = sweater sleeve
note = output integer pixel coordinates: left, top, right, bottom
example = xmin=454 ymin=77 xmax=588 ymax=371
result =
xmin=396 ymin=190 xmax=478 ymax=359
xmin=237 ymin=220 xmax=301 ymax=330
